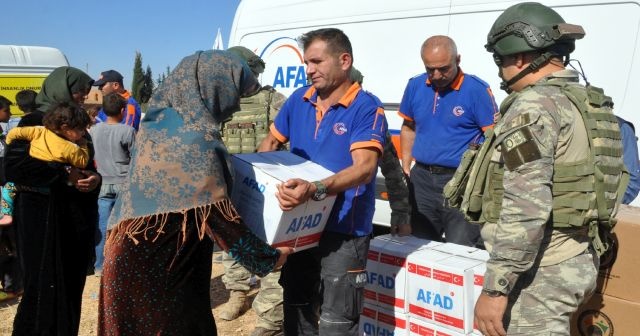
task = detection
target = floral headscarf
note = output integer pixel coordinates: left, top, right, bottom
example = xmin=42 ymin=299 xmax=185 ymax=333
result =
xmin=108 ymin=50 xmax=259 ymax=242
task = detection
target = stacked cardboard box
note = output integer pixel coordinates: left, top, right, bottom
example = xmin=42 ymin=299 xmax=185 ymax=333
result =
xmin=230 ymin=151 xmax=336 ymax=251
xmin=363 ymin=235 xmax=490 ymax=336
xmin=364 ymin=235 xmax=444 ymax=312
xmin=571 ymin=205 xmax=640 ymax=335
xmin=360 ymin=303 xmax=410 ymax=336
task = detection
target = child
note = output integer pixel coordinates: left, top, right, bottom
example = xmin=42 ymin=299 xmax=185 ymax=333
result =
xmin=0 ymin=102 xmax=92 ymax=226
xmin=89 ymin=93 xmax=135 ymax=275
xmin=85 ymin=104 xmax=101 ymax=127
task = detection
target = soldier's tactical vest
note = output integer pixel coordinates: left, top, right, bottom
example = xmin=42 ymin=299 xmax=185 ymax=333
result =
xmin=444 ymin=82 xmax=629 ymax=256
xmin=222 ymin=87 xmax=276 ymax=154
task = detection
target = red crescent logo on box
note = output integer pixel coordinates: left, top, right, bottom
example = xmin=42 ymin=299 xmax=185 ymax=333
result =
xmin=453 ymin=275 xmax=463 ymax=285
xmin=333 ymin=122 xmax=347 ymax=135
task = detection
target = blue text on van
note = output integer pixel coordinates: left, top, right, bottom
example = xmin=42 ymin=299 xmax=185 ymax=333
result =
xmin=273 ymin=66 xmax=306 ymax=89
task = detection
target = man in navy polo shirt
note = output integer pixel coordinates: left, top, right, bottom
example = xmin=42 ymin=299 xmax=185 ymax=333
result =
xmin=399 ymin=35 xmax=497 ymax=247
xmin=259 ymin=28 xmax=386 ymax=335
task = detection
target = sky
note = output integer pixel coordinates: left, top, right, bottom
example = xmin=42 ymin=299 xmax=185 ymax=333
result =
xmin=5 ymin=0 xmax=242 ymax=88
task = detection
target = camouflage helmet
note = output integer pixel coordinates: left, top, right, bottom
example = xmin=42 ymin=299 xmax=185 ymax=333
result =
xmin=349 ymin=67 xmax=364 ymax=85
xmin=485 ymin=2 xmax=585 ymax=57
xmin=227 ymin=46 xmax=266 ymax=77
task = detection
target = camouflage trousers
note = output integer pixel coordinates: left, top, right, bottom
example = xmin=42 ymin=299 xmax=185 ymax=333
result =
xmin=221 ymin=251 xmax=283 ymax=330
xmin=504 ymin=250 xmax=598 ymax=335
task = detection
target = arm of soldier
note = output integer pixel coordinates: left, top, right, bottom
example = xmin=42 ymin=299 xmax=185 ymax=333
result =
xmin=475 ymin=110 xmax=558 ymax=334
xmin=400 ymin=119 xmax=415 ymax=176
xmin=486 ymin=112 xmax=557 ymax=292
xmin=276 ymin=147 xmax=381 ymax=211
xmin=380 ymin=131 xmax=411 ymax=235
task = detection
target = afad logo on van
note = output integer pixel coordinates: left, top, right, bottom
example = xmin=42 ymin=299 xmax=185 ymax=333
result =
xmin=259 ymin=37 xmax=307 ymax=95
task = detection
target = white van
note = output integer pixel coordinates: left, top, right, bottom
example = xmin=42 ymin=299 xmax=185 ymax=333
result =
xmin=229 ymin=0 xmax=640 ymax=217
xmin=0 ymin=45 xmax=69 ymax=115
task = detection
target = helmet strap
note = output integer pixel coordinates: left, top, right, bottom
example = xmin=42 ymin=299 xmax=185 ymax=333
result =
xmin=500 ymin=51 xmax=556 ymax=93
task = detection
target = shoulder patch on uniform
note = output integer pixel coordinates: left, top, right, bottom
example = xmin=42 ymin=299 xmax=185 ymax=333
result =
xmin=507 ymin=113 xmax=531 ymax=129
xmin=501 ymin=126 xmax=542 ymax=170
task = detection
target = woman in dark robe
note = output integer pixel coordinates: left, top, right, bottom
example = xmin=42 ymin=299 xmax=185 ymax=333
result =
xmin=4 ymin=66 xmax=101 ymax=335
xmin=98 ymin=50 xmax=292 ymax=335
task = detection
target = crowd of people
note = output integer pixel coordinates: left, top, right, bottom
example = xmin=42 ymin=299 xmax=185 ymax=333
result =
xmin=0 ymin=2 xmax=638 ymax=336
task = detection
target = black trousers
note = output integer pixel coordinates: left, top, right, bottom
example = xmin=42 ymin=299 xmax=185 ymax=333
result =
xmin=281 ymin=231 xmax=370 ymax=336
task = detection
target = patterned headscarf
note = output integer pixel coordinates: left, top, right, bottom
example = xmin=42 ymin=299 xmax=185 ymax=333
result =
xmin=36 ymin=66 xmax=94 ymax=111
xmin=108 ymin=50 xmax=259 ymax=242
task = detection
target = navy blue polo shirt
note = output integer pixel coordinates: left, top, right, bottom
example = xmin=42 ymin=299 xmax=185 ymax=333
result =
xmin=398 ymin=70 xmax=497 ymax=167
xmin=271 ymin=82 xmax=386 ymax=236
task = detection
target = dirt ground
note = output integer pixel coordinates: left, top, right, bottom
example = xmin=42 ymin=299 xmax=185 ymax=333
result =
xmin=0 ymin=251 xmax=259 ymax=336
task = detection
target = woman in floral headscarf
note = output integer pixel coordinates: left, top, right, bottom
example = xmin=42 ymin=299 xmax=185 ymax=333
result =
xmin=98 ymin=50 xmax=292 ymax=335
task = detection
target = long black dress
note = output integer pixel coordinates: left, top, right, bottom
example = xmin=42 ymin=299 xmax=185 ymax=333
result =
xmin=5 ymin=116 xmax=99 ymax=335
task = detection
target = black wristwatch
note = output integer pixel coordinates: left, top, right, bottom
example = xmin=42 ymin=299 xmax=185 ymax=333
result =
xmin=311 ymin=181 xmax=328 ymax=201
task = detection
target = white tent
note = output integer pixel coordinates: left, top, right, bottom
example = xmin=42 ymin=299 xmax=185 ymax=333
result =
xmin=213 ymin=28 xmax=225 ymax=50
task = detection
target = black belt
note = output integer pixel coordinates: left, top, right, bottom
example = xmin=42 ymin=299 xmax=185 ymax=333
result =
xmin=415 ymin=162 xmax=457 ymax=174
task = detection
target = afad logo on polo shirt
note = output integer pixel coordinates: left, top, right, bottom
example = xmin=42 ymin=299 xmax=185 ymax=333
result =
xmin=258 ymin=37 xmax=307 ymax=96
xmin=333 ymin=122 xmax=348 ymax=135
xmin=452 ymin=105 xmax=465 ymax=117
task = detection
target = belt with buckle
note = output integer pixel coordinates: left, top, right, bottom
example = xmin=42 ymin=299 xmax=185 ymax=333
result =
xmin=415 ymin=162 xmax=457 ymax=174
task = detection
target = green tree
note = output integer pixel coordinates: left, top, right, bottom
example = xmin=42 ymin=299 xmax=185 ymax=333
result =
xmin=131 ymin=52 xmax=145 ymax=102
xmin=140 ymin=65 xmax=154 ymax=103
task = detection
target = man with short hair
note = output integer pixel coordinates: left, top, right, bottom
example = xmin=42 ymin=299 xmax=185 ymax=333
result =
xmin=93 ymin=70 xmax=142 ymax=131
xmin=399 ymin=35 xmax=497 ymax=246
xmin=259 ymin=28 xmax=387 ymax=335
xmin=6 ymin=89 xmax=38 ymax=134
xmin=466 ymin=3 xmax=627 ymax=335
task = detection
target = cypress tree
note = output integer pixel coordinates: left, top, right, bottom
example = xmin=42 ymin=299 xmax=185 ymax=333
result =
xmin=140 ymin=65 xmax=154 ymax=103
xmin=131 ymin=52 xmax=145 ymax=102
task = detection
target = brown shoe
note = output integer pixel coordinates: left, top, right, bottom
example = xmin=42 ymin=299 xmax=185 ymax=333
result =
xmin=250 ymin=327 xmax=284 ymax=336
xmin=218 ymin=290 xmax=250 ymax=321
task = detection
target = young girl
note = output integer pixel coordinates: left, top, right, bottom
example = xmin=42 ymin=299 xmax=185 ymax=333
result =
xmin=0 ymin=102 xmax=92 ymax=225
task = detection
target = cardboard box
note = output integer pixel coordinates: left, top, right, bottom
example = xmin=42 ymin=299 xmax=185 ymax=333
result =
xmin=432 ymin=243 xmax=480 ymax=258
xmin=359 ymin=304 xmax=409 ymax=336
xmin=465 ymin=248 xmax=490 ymax=335
xmin=407 ymin=254 xmax=485 ymax=334
xmin=597 ymin=205 xmax=640 ymax=302
xmin=408 ymin=316 xmax=466 ymax=336
xmin=230 ymin=151 xmax=336 ymax=251
xmin=571 ymin=292 xmax=640 ymax=336
xmin=365 ymin=235 xmax=442 ymax=312
xmin=359 ymin=304 xmax=378 ymax=336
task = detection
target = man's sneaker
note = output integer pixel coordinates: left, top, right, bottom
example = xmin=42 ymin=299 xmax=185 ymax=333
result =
xmin=218 ymin=290 xmax=249 ymax=321
xmin=250 ymin=327 xmax=284 ymax=336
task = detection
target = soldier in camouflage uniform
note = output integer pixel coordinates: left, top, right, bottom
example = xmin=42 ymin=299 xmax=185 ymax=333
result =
xmin=220 ymin=46 xmax=287 ymax=336
xmin=464 ymin=3 xmax=626 ymax=335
